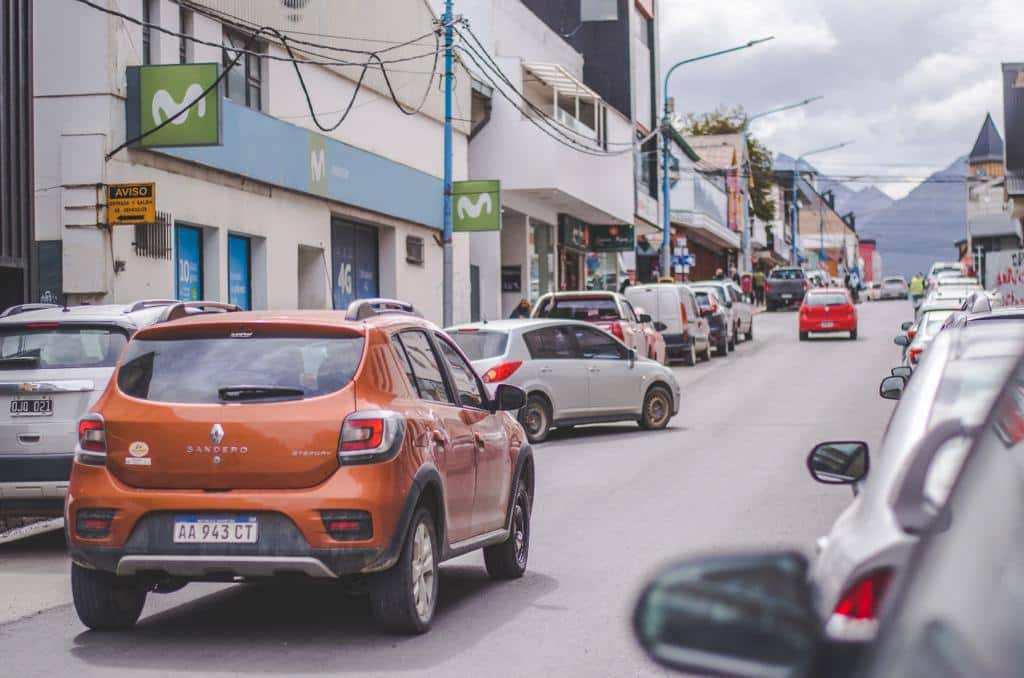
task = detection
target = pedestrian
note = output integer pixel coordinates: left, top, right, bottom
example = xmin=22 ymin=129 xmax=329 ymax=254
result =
xmin=619 ymin=277 xmax=632 ymax=294
xmin=909 ymin=272 xmax=925 ymax=307
xmin=753 ymin=269 xmax=765 ymax=306
xmin=741 ymin=273 xmax=753 ymax=303
xmin=714 ymin=267 xmax=725 ymax=281
xmin=730 ymin=267 xmax=740 ymax=285
xmin=509 ymin=298 xmax=531 ymax=319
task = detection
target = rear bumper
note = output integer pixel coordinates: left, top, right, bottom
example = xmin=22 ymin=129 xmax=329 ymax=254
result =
xmin=662 ymin=333 xmax=692 ymax=359
xmin=767 ymin=291 xmax=805 ymax=305
xmin=800 ymin=320 xmax=857 ymax=332
xmin=0 ymin=454 xmax=72 ymax=509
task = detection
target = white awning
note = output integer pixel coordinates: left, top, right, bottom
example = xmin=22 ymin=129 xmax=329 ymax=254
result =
xmin=522 ymin=61 xmax=600 ymax=99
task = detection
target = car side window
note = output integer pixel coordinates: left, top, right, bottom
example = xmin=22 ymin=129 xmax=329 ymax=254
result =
xmin=523 ymin=326 xmax=577 ymax=359
xmin=395 ymin=330 xmax=454 ymax=404
xmin=572 ymin=326 xmax=626 ymax=360
xmin=434 ymin=334 xmax=488 ymax=409
xmin=682 ymin=291 xmax=697 ymax=321
xmin=621 ymin=299 xmax=638 ymax=323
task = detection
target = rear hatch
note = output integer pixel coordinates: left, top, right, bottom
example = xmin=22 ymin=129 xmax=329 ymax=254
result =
xmin=626 ymin=287 xmax=683 ymax=335
xmin=103 ymin=322 xmax=365 ymax=490
xmin=0 ymin=323 xmax=125 ymax=458
xmin=767 ymin=271 xmax=806 ymax=297
xmin=448 ymin=327 xmax=510 ymax=378
xmin=802 ymin=293 xmax=852 ymax=321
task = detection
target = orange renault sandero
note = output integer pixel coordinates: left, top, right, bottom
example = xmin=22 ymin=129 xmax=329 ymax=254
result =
xmin=66 ymin=299 xmax=532 ymax=634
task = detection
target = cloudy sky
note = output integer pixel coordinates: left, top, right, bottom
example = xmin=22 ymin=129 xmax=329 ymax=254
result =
xmin=660 ymin=0 xmax=1018 ymax=198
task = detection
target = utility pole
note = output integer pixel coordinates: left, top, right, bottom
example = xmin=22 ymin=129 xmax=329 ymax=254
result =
xmin=441 ymin=0 xmax=454 ymax=327
xmin=790 ymin=141 xmax=852 ymax=265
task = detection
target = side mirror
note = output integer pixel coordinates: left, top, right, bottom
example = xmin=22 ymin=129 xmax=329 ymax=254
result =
xmin=653 ymin=321 xmax=667 ymax=332
xmin=891 ymin=366 xmax=912 ymax=379
xmin=492 ymin=383 xmax=525 ymax=412
xmin=627 ymin=348 xmax=637 ymax=366
xmin=633 ymin=552 xmax=823 ymax=677
xmin=638 ymin=313 xmax=653 ymax=324
xmin=893 ymin=335 xmax=909 ymax=347
xmin=900 ymin=321 xmax=913 ymax=331
xmin=807 ymin=441 xmax=869 ymax=484
xmin=879 ymin=375 xmax=906 ymax=400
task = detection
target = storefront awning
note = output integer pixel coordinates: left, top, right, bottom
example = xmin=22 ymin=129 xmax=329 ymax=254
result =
xmin=672 ymin=209 xmax=740 ymax=250
xmin=522 ymin=61 xmax=600 ymax=100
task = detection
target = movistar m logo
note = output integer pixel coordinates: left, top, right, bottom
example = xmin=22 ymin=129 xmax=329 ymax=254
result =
xmin=151 ymin=83 xmax=207 ymax=126
xmin=456 ymin=193 xmax=493 ymax=220
xmin=310 ymin=149 xmax=326 ymax=182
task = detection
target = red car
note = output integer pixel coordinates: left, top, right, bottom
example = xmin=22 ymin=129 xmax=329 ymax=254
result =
xmin=799 ymin=288 xmax=858 ymax=340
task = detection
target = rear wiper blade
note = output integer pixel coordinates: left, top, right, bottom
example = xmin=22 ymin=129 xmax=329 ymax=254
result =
xmin=0 ymin=356 xmax=40 ymax=368
xmin=217 ymin=385 xmax=305 ymax=401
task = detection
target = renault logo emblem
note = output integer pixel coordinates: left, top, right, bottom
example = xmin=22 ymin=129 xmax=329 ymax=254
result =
xmin=210 ymin=424 xmax=225 ymax=445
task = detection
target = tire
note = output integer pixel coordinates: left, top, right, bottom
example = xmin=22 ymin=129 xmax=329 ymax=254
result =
xmin=71 ymin=562 xmax=147 ymax=630
xmin=683 ymin=343 xmax=697 ymax=366
xmin=371 ymin=507 xmax=439 ymax=635
xmin=850 ymin=328 xmax=858 ymax=340
xmin=799 ymin=331 xmax=808 ymax=341
xmin=745 ymin=321 xmax=754 ymax=342
xmin=639 ymin=386 xmax=672 ymax=430
xmin=518 ymin=395 xmax=551 ymax=444
xmin=728 ymin=329 xmax=736 ymax=351
xmin=702 ymin=343 xmax=712 ymax=362
xmin=484 ymin=482 xmax=531 ymax=580
xmin=716 ymin=336 xmax=729 ymax=357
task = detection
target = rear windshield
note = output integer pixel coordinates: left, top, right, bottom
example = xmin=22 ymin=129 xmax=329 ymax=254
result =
xmin=884 ymin=277 xmax=906 ymax=284
xmin=805 ymin=293 xmax=849 ymax=306
xmin=0 ymin=325 xmax=128 ymax=370
xmin=770 ymin=269 xmax=804 ymax=280
xmin=693 ymin=291 xmax=713 ymax=306
xmin=117 ymin=335 xmax=364 ymax=403
xmin=448 ymin=330 xmax=509 ymax=361
xmin=535 ymin=297 xmax=620 ymax=321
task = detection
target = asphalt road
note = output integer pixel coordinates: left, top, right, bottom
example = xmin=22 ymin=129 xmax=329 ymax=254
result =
xmin=0 ymin=300 xmax=910 ymax=677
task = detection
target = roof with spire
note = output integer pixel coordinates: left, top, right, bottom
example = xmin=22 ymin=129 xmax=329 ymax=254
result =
xmin=969 ymin=113 xmax=1004 ymax=164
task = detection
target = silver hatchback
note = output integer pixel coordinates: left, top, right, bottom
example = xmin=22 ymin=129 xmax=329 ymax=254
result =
xmin=446 ymin=319 xmax=681 ymax=443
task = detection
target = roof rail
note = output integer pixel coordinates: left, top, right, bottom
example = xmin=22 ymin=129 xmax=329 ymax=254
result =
xmin=0 ymin=303 xmax=61 ymax=318
xmin=345 ymin=298 xmax=420 ymax=321
xmin=159 ymin=301 xmax=242 ymax=323
xmin=125 ymin=299 xmax=179 ymax=314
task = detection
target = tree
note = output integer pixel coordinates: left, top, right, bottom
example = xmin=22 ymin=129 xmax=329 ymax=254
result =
xmin=681 ymin=107 xmax=777 ymax=223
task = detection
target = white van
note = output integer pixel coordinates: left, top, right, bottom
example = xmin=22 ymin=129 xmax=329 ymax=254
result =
xmin=624 ymin=284 xmax=711 ymax=365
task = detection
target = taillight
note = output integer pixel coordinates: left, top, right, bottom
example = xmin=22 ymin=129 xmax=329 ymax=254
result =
xmin=76 ymin=414 xmax=107 ymax=465
xmin=320 ymin=510 xmax=373 ymax=541
xmin=338 ymin=410 xmax=404 ymax=464
xmin=609 ymin=321 xmax=625 ymax=341
xmin=483 ymin=360 xmax=523 ymax=383
xmin=75 ymin=508 xmax=116 ymax=539
xmin=833 ymin=569 xmax=893 ymax=620
xmin=907 ymin=328 xmax=917 ymax=339
xmin=679 ymin=304 xmax=689 ymax=324
xmin=909 ymin=347 xmax=923 ymax=365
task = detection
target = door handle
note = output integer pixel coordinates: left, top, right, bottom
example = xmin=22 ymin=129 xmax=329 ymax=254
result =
xmin=588 ymin=366 xmax=600 ymax=373
xmin=540 ymin=367 xmax=553 ymax=374
xmin=473 ymin=432 xmax=485 ymax=448
xmin=17 ymin=434 xmax=40 ymax=444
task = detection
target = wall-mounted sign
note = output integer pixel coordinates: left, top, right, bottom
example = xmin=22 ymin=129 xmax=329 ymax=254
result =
xmin=126 ymin=63 xmax=222 ymax=148
xmin=501 ymin=265 xmax=522 ymax=293
xmin=558 ymin=214 xmax=587 ymax=249
xmin=588 ymin=223 xmax=635 ymax=252
xmin=453 ymin=180 xmax=501 ymax=231
xmin=174 ymin=224 xmax=203 ymax=301
xmin=107 ymin=182 xmax=156 ymax=225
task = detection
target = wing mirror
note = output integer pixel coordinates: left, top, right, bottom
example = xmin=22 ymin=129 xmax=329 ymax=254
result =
xmin=492 ymin=383 xmax=525 ymax=412
xmin=633 ymin=552 xmax=823 ymax=677
xmin=879 ymin=375 xmax=906 ymax=400
xmin=627 ymin=347 xmax=637 ymax=367
xmin=891 ymin=366 xmax=912 ymax=379
xmin=893 ymin=335 xmax=910 ymax=347
xmin=653 ymin=321 xmax=668 ymax=332
xmin=807 ymin=441 xmax=869 ymax=485
xmin=900 ymin=321 xmax=913 ymax=331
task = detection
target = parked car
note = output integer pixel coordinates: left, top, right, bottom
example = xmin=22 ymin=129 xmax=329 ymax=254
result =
xmin=896 ymin=299 xmax=961 ymax=366
xmin=623 ymin=284 xmax=711 ymax=365
xmin=690 ymin=280 xmax=753 ymax=343
xmin=634 ymin=309 xmax=668 ymax=365
xmin=66 ymin=299 xmax=533 ymax=634
xmin=447 ymin=318 xmax=681 ymax=443
xmin=531 ymin=291 xmax=647 ymax=358
xmin=805 ymin=269 xmax=829 ymax=288
xmin=945 ymin=305 xmax=1024 ymax=331
xmin=798 ymin=288 xmax=858 ymax=340
xmin=811 ymin=323 xmax=1024 ymax=640
xmin=878 ymin=276 xmax=909 ymax=300
xmin=917 ymin=280 xmax=982 ymax=319
xmin=764 ymin=267 xmax=808 ymax=310
xmin=631 ymin=342 xmax=1024 ymax=677
xmin=864 ymin=281 xmax=881 ymax=301
xmin=925 ymin=260 xmax=965 ymax=289
xmin=940 ymin=289 xmax=1005 ymax=329
xmin=0 ymin=300 xmax=236 ymax=542
xmin=691 ymin=288 xmax=731 ymax=357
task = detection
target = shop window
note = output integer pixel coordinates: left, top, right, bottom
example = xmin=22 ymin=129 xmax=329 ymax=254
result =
xmin=406 ymin=235 xmax=424 ymax=265
xmin=174 ymin=224 xmax=204 ymax=301
xmin=228 ymin=234 xmax=252 ymax=310
xmin=223 ymin=29 xmax=264 ymax=111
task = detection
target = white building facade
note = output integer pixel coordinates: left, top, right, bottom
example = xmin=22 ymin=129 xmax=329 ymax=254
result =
xmin=34 ymin=0 xmax=472 ymax=323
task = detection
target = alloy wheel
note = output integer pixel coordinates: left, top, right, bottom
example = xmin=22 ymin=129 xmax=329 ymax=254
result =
xmin=512 ymin=499 xmax=529 ymax=569
xmin=647 ymin=392 xmax=669 ymax=427
xmin=523 ymin=403 xmax=546 ymax=436
xmin=411 ymin=521 xmax=436 ymax=622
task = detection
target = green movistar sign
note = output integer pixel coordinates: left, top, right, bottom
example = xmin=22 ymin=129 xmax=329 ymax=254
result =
xmin=127 ymin=63 xmax=222 ymax=148
xmin=452 ymin=180 xmax=501 ymax=232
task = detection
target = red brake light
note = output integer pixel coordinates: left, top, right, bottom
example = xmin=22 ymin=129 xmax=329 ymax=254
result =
xmin=909 ymin=347 xmax=923 ymax=365
xmin=338 ymin=411 xmax=404 ymax=464
xmin=27 ymin=322 xmax=59 ymax=328
xmin=833 ymin=569 xmax=892 ymax=620
xmin=907 ymin=327 xmax=917 ymax=339
xmin=679 ymin=304 xmax=689 ymax=325
xmin=609 ymin=321 xmax=625 ymax=341
xmin=76 ymin=414 xmax=107 ymax=465
xmin=482 ymin=360 xmax=522 ymax=384
xmin=340 ymin=418 xmax=384 ymax=451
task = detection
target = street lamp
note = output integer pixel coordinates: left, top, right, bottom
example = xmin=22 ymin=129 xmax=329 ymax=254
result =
xmin=790 ymin=141 xmax=853 ymax=264
xmin=660 ymin=36 xmax=774 ymax=278
xmin=740 ymin=96 xmax=823 ymax=273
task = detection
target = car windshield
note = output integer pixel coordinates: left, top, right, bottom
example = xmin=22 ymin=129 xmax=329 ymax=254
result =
xmin=448 ymin=330 xmax=509 ymax=361
xmin=805 ymin=293 xmax=848 ymax=306
xmin=117 ymin=335 xmax=365 ymax=403
xmin=0 ymin=325 xmax=128 ymax=369
xmin=535 ymin=297 xmax=620 ymax=321
xmin=770 ymin=269 xmax=804 ymax=280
